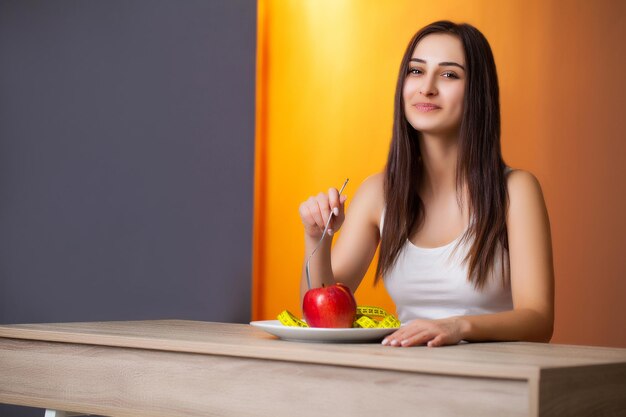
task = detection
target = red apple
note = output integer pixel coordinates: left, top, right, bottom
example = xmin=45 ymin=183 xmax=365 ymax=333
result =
xmin=302 ymin=283 xmax=357 ymax=328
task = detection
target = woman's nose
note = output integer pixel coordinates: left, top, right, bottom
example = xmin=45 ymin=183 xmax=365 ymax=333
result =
xmin=420 ymin=76 xmax=438 ymax=96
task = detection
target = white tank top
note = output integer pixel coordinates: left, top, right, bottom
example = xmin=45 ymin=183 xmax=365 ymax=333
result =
xmin=380 ymin=189 xmax=513 ymax=323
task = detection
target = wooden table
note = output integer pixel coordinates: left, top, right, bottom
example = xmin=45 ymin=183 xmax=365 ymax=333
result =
xmin=0 ymin=320 xmax=625 ymax=417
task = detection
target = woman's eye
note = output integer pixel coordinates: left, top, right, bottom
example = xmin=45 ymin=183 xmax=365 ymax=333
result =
xmin=442 ymin=72 xmax=459 ymax=79
xmin=408 ymin=68 xmax=421 ymax=75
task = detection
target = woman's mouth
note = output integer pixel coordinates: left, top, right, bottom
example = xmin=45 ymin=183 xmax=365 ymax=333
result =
xmin=413 ymin=103 xmax=441 ymax=112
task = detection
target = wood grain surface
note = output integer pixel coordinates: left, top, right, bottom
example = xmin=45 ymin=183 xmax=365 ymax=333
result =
xmin=1 ymin=320 xmax=625 ymax=417
xmin=1 ymin=320 xmax=625 ymax=379
xmin=0 ymin=338 xmax=529 ymax=417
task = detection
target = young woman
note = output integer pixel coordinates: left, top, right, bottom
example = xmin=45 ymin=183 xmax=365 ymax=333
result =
xmin=298 ymin=21 xmax=554 ymax=348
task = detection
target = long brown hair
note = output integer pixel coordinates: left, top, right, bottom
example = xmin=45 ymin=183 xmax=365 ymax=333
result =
xmin=375 ymin=20 xmax=508 ymax=289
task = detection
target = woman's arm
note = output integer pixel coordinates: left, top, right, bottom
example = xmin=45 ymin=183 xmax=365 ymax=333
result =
xmin=299 ymin=174 xmax=384 ymax=304
xmin=460 ymin=170 xmax=555 ymax=342
xmin=382 ymin=170 xmax=555 ymax=347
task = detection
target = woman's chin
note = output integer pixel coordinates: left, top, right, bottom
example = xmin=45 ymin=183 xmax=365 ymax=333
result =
xmin=410 ymin=124 xmax=459 ymax=138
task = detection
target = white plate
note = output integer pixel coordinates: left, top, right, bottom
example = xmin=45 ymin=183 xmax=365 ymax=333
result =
xmin=250 ymin=320 xmax=399 ymax=343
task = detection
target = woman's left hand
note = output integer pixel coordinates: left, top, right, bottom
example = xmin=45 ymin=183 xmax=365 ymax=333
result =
xmin=381 ymin=317 xmax=466 ymax=347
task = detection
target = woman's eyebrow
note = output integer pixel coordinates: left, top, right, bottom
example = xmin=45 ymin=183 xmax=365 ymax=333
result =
xmin=410 ymin=58 xmax=465 ymax=71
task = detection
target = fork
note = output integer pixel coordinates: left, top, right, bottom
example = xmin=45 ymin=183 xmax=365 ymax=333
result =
xmin=305 ymin=178 xmax=349 ymax=291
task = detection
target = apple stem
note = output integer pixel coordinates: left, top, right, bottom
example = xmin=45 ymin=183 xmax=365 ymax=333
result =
xmin=322 ymin=283 xmax=325 ymax=288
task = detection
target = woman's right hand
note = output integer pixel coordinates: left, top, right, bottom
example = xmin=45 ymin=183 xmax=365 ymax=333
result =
xmin=299 ymin=188 xmax=348 ymax=240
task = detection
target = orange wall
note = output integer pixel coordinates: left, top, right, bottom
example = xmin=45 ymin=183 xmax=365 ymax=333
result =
xmin=253 ymin=0 xmax=626 ymax=347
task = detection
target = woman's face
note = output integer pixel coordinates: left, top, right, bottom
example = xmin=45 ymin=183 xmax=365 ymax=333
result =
xmin=403 ymin=33 xmax=466 ymax=137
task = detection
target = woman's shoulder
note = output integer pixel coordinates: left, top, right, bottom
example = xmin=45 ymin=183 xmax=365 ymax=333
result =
xmin=360 ymin=172 xmax=385 ymax=191
xmin=349 ymin=172 xmax=385 ymax=224
xmin=505 ymin=168 xmax=544 ymax=197
xmin=356 ymin=172 xmax=384 ymax=201
xmin=505 ymin=168 xmax=548 ymax=222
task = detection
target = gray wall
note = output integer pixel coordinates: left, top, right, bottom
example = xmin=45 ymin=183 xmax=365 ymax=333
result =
xmin=0 ymin=0 xmax=256 ymax=414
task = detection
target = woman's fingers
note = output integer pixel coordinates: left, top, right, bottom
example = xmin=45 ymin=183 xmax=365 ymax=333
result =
xmin=308 ymin=196 xmax=327 ymax=230
xmin=400 ymin=330 xmax=437 ymax=347
xmin=298 ymin=198 xmax=322 ymax=232
xmin=316 ymin=192 xmax=332 ymax=230
xmin=327 ymin=188 xmax=344 ymax=235
xmin=381 ymin=319 xmax=437 ymax=347
xmin=299 ymin=188 xmax=348 ymax=238
xmin=381 ymin=318 xmax=461 ymax=348
xmin=382 ymin=328 xmax=407 ymax=346
xmin=328 ymin=187 xmax=340 ymax=216
xmin=427 ymin=335 xmax=446 ymax=348
xmin=299 ymin=194 xmax=330 ymax=237
xmin=384 ymin=330 xmax=433 ymax=347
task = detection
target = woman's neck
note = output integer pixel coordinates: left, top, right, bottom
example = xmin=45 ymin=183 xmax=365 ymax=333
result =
xmin=418 ymin=132 xmax=459 ymax=198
